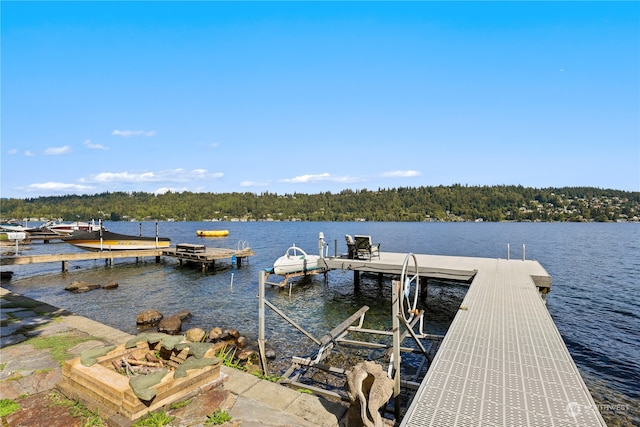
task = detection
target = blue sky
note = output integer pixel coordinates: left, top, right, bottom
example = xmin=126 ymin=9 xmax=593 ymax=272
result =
xmin=2 ymin=1 xmax=638 ymax=199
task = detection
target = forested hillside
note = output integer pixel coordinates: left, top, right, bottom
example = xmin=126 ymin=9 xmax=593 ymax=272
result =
xmin=1 ymin=185 xmax=639 ymax=222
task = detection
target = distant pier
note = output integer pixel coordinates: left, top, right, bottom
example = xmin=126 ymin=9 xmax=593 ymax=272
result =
xmin=0 ymin=249 xmax=164 ymax=271
xmin=0 ymin=244 xmax=255 ymax=272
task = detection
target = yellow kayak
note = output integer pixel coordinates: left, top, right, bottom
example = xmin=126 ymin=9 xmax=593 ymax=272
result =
xmin=196 ymin=230 xmax=229 ymax=237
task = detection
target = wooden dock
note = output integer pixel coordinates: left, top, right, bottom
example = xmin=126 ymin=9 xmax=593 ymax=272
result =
xmin=322 ymin=252 xmax=604 ymax=426
xmin=0 ymin=244 xmax=255 ymax=272
xmin=162 ymin=245 xmax=255 ymax=271
xmin=0 ymin=249 xmax=164 ymax=271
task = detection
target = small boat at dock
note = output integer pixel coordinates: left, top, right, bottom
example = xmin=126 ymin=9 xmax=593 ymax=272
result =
xmin=27 ymin=220 xmax=102 ymax=236
xmin=196 ymin=230 xmax=229 ymax=237
xmin=63 ymin=230 xmax=171 ymax=251
xmin=272 ymin=245 xmax=321 ymax=275
xmin=0 ymin=221 xmax=27 ymax=233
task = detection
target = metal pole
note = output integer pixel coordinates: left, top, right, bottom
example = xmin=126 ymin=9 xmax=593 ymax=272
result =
xmin=507 ymin=243 xmax=510 ymax=260
xmin=258 ymin=272 xmax=269 ymax=375
xmin=522 ymin=243 xmax=526 ymax=261
xmin=392 ymin=279 xmax=401 ymax=420
xmin=263 ymin=299 xmax=321 ymax=345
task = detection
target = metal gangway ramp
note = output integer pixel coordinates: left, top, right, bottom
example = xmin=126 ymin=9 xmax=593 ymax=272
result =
xmin=400 ymin=258 xmax=606 ymax=426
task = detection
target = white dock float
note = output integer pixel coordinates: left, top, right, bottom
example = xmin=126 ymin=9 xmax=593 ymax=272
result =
xmin=324 ymin=253 xmax=605 ymax=426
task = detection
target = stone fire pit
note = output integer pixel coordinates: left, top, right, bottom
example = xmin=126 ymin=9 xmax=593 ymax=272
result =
xmin=56 ymin=333 xmax=222 ymax=423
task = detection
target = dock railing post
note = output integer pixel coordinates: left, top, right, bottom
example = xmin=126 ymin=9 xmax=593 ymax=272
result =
xmin=522 ymin=243 xmax=526 ymax=261
xmin=507 ymin=243 xmax=510 ymax=260
xmin=391 ymin=279 xmax=402 ymax=421
xmin=318 ymin=232 xmax=325 ymax=258
xmin=258 ymin=271 xmax=269 ymax=375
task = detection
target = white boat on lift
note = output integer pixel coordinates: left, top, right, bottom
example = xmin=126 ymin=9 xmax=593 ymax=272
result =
xmin=272 ymin=245 xmax=322 ymax=275
xmin=39 ymin=219 xmax=102 ymax=236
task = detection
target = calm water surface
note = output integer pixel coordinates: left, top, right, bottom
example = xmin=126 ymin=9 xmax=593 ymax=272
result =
xmin=3 ymin=222 xmax=638 ymax=424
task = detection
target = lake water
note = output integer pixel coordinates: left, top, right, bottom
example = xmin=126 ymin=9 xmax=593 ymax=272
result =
xmin=2 ymin=221 xmax=638 ymax=424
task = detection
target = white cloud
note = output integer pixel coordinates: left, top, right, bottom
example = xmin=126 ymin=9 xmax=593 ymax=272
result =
xmin=26 ymin=182 xmax=93 ymax=192
xmin=241 ymin=180 xmax=271 ymax=187
xmin=82 ymin=168 xmax=223 ymax=184
xmin=155 ymin=187 xmax=174 ymax=194
xmin=381 ymin=170 xmax=422 ymax=178
xmin=155 ymin=186 xmax=192 ymax=194
xmin=25 ymin=150 xmax=36 ymax=156
xmin=7 ymin=149 xmax=18 ymax=155
xmin=90 ymin=171 xmax=157 ymax=183
xmin=112 ymin=129 xmax=157 ymax=137
xmin=280 ymin=172 xmax=363 ymax=184
xmin=282 ymin=173 xmax=330 ymax=183
xmin=43 ymin=146 xmax=71 ymax=155
xmin=84 ymin=139 xmax=108 ymax=150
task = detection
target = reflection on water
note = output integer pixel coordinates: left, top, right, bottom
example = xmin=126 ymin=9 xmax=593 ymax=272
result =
xmin=3 ymin=221 xmax=638 ymax=425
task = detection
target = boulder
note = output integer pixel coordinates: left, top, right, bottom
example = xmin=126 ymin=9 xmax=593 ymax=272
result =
xmin=185 ymin=327 xmax=206 ymax=343
xmin=207 ymin=327 xmax=223 ymax=341
xmin=65 ymin=281 xmax=101 ymax=293
xmin=236 ymin=349 xmax=257 ymax=362
xmin=236 ymin=336 xmax=248 ymax=348
xmin=157 ymin=315 xmax=182 ymax=335
xmin=224 ymin=328 xmax=240 ymax=339
xmin=136 ymin=310 xmax=163 ymax=325
xmin=174 ymin=310 xmax=192 ymax=320
xmin=102 ymin=282 xmax=119 ymax=290
xmin=345 ymin=361 xmax=394 ymax=427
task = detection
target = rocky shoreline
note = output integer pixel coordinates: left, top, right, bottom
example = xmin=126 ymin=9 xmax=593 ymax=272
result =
xmin=0 ymin=286 xmax=348 ymax=426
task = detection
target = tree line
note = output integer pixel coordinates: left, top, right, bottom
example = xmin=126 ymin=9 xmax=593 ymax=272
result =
xmin=1 ymin=185 xmax=639 ymax=223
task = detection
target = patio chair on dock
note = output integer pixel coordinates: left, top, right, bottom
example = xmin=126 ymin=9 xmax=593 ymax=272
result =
xmin=345 ymin=234 xmax=356 ymax=259
xmin=354 ymin=235 xmax=380 ymax=260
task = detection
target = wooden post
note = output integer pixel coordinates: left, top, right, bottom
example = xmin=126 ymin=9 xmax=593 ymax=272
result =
xmin=62 ymin=261 xmax=69 ymax=272
xmin=421 ymin=277 xmax=428 ymax=300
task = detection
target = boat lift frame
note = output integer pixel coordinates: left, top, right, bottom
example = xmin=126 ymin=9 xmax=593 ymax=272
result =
xmin=263 ymin=236 xmax=330 ymax=293
xmin=257 ymin=253 xmax=444 ymax=422
xmin=262 ymin=267 xmax=328 ymax=294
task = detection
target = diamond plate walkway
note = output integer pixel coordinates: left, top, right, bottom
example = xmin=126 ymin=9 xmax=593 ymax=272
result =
xmin=399 ymin=257 xmax=606 ymax=427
